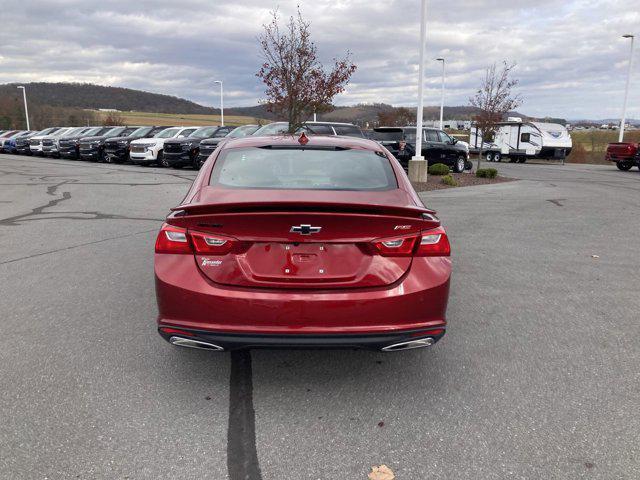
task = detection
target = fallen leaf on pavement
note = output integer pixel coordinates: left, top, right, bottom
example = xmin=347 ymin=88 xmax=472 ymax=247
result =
xmin=368 ymin=464 xmax=395 ymax=480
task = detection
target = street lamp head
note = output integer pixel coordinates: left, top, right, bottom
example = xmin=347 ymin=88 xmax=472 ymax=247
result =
xmin=213 ymin=80 xmax=223 ymax=84
xmin=436 ymin=57 xmax=445 ymax=62
xmin=17 ymin=85 xmax=25 ymax=89
xmin=622 ymin=34 xmax=634 ymax=39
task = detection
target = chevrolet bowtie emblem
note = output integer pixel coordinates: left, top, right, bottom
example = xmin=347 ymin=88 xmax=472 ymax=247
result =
xmin=290 ymin=224 xmax=322 ymax=235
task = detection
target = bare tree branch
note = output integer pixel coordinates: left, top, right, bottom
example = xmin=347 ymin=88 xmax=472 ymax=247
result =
xmin=470 ymin=61 xmax=522 ymax=169
xmin=256 ymin=7 xmax=357 ymax=133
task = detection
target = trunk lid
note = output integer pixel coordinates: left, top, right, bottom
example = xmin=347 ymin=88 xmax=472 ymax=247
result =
xmin=168 ymin=187 xmax=437 ymax=289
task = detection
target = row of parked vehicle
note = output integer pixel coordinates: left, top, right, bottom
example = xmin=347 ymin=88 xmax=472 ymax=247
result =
xmin=0 ymin=121 xmax=477 ymax=172
xmin=0 ymin=122 xmax=368 ymax=169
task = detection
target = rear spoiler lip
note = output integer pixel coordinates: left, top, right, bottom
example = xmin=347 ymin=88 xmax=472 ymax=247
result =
xmin=170 ymin=201 xmax=436 ymax=217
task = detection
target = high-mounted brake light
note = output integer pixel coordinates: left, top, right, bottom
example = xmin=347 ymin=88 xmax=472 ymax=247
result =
xmin=298 ymin=132 xmax=309 ymax=145
xmin=372 ymin=226 xmax=450 ymax=257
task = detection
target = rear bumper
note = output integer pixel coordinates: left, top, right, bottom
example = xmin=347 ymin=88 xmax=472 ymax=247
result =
xmin=158 ymin=326 xmax=445 ymax=351
xmin=605 ymin=153 xmax=638 ymax=163
xmin=155 ymin=254 xmax=450 ymax=340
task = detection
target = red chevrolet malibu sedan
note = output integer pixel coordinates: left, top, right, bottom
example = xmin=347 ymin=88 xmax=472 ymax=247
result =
xmin=155 ymin=133 xmax=451 ymax=352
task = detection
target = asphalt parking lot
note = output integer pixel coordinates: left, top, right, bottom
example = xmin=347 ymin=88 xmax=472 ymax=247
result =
xmin=1 ymin=155 xmax=639 ymax=479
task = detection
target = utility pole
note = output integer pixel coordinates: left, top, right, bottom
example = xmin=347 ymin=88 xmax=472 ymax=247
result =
xmin=17 ymin=86 xmax=30 ymax=130
xmin=409 ymin=0 xmax=429 ymax=183
xmin=214 ymin=80 xmax=224 ymax=126
xmin=436 ymin=57 xmax=445 ymax=130
xmin=619 ymin=34 xmax=635 ymax=142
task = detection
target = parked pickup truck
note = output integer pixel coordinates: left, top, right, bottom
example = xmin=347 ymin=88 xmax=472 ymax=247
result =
xmin=605 ymin=142 xmax=640 ymax=171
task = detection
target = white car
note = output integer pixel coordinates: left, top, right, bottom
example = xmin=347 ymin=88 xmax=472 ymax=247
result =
xmin=129 ymin=126 xmax=200 ymax=166
xmin=29 ymin=127 xmax=65 ymax=155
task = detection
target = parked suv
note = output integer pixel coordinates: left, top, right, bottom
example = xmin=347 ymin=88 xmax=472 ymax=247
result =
xmin=163 ymin=126 xmax=234 ymax=169
xmin=0 ymin=131 xmax=30 ymax=153
xmin=29 ymin=128 xmax=64 ymax=155
xmin=373 ymin=126 xmax=470 ymax=172
xmin=59 ymin=126 xmax=112 ymax=160
xmin=79 ymin=126 xmax=142 ymax=162
xmin=197 ymin=124 xmax=260 ymax=168
xmin=42 ymin=127 xmax=94 ymax=157
xmin=16 ymin=128 xmax=57 ymax=155
xmin=104 ymin=125 xmax=172 ymax=164
xmin=129 ymin=126 xmax=199 ymax=166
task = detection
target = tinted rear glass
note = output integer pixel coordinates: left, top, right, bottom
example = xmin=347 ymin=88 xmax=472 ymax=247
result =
xmin=372 ymin=130 xmax=404 ymax=141
xmin=333 ymin=125 xmax=364 ymax=137
xmin=192 ymin=126 xmax=219 ymax=138
xmin=210 ymin=147 xmax=397 ymax=191
xmin=253 ymin=123 xmax=289 ymax=135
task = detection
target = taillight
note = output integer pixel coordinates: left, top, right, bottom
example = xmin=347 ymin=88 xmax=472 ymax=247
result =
xmin=372 ymin=227 xmax=450 ymax=257
xmin=415 ymin=227 xmax=450 ymax=257
xmin=373 ymin=235 xmax=418 ymax=256
xmin=189 ymin=231 xmax=236 ymax=255
xmin=155 ymin=224 xmax=238 ymax=255
xmin=155 ymin=224 xmax=191 ymax=254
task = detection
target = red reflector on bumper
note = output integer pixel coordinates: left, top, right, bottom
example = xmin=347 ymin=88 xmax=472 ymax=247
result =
xmin=159 ymin=327 xmax=194 ymax=336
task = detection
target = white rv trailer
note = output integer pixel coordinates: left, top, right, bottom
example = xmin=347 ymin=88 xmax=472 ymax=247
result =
xmin=469 ymin=118 xmax=572 ymax=162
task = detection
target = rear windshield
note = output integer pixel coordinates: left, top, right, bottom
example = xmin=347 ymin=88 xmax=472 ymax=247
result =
xmin=210 ymin=147 xmax=397 ymax=191
xmin=253 ymin=123 xmax=289 ymax=136
xmin=372 ymin=130 xmax=404 ymax=141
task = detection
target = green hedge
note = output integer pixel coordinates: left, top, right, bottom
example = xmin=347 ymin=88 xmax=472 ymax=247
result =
xmin=476 ymin=168 xmax=498 ymax=179
xmin=441 ymin=174 xmax=458 ymax=186
xmin=428 ymin=163 xmax=450 ymax=176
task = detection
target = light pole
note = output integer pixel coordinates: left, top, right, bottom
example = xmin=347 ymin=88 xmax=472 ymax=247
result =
xmin=409 ymin=0 xmax=428 ymax=182
xmin=619 ymin=34 xmax=634 ymax=142
xmin=214 ymin=80 xmax=224 ymax=126
xmin=436 ymin=57 xmax=445 ymax=130
xmin=17 ymin=86 xmax=30 ymax=130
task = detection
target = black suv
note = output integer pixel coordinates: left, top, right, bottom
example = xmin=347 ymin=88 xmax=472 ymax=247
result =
xmin=104 ymin=126 xmax=172 ymax=164
xmin=58 ymin=127 xmax=113 ymax=160
xmin=373 ymin=126 xmax=470 ymax=172
xmin=163 ymin=126 xmax=234 ymax=169
xmin=79 ymin=126 xmax=142 ymax=162
xmin=196 ymin=124 xmax=260 ymax=168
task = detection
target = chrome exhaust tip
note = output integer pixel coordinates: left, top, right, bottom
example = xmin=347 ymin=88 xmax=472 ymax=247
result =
xmin=169 ymin=336 xmax=224 ymax=351
xmin=381 ymin=337 xmax=435 ymax=352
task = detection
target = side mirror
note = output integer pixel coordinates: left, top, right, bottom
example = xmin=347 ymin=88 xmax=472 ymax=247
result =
xmin=450 ymin=138 xmax=457 ymax=145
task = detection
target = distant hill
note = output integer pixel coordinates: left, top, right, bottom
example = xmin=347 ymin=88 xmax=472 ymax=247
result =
xmin=0 ymin=82 xmax=220 ymax=115
xmin=0 ymin=82 xmax=567 ymax=127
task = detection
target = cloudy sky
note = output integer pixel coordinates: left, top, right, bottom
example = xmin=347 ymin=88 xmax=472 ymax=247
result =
xmin=1 ymin=0 xmax=638 ymax=119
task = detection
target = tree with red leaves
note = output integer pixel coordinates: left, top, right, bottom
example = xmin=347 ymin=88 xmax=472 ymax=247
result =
xmin=257 ymin=8 xmax=357 ymax=133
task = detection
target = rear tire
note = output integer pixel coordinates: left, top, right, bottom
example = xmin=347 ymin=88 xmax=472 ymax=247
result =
xmin=518 ymin=158 xmax=527 ymax=163
xmin=616 ymin=161 xmax=632 ymax=171
xmin=486 ymin=152 xmax=494 ymax=162
xmin=493 ymin=152 xmax=502 ymax=162
xmin=453 ymin=156 xmax=465 ymax=173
